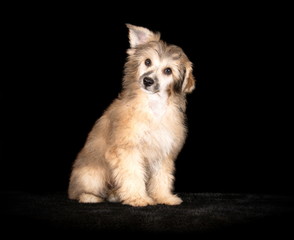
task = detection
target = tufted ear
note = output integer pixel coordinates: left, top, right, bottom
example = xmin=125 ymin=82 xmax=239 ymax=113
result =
xmin=182 ymin=65 xmax=196 ymax=93
xmin=126 ymin=24 xmax=161 ymax=48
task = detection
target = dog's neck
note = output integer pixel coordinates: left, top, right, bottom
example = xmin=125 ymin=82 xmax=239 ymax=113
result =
xmin=146 ymin=91 xmax=169 ymax=117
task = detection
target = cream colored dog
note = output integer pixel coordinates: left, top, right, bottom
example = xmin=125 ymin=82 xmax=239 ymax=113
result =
xmin=68 ymin=24 xmax=195 ymax=206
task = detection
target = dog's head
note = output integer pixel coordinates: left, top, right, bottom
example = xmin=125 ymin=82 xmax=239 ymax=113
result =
xmin=123 ymin=24 xmax=195 ymax=96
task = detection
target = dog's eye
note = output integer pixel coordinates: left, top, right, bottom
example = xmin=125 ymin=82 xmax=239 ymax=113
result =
xmin=164 ymin=68 xmax=172 ymax=75
xmin=145 ymin=59 xmax=152 ymax=67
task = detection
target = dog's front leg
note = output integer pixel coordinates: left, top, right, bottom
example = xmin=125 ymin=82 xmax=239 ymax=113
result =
xmin=108 ymin=147 xmax=154 ymax=207
xmin=147 ymin=156 xmax=182 ymax=205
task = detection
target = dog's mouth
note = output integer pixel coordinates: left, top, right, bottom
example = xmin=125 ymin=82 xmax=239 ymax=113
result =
xmin=142 ymin=84 xmax=160 ymax=94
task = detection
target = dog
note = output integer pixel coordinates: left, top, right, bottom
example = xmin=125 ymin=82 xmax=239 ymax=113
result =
xmin=68 ymin=24 xmax=195 ymax=206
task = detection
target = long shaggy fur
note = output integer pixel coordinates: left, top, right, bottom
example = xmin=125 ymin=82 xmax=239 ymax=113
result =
xmin=68 ymin=24 xmax=195 ymax=206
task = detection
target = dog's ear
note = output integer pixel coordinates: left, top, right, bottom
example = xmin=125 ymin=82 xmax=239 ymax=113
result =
xmin=126 ymin=24 xmax=161 ymax=48
xmin=182 ymin=64 xmax=196 ymax=94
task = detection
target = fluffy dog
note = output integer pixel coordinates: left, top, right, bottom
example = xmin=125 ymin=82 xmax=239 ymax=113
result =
xmin=68 ymin=24 xmax=195 ymax=206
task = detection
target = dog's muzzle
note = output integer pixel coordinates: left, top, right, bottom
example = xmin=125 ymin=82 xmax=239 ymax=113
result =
xmin=141 ymin=75 xmax=159 ymax=93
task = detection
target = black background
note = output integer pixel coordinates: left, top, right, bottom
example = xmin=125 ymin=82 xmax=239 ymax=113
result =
xmin=2 ymin=3 xmax=292 ymax=195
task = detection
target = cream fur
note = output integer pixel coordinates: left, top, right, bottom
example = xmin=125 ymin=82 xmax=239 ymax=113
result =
xmin=68 ymin=24 xmax=195 ymax=207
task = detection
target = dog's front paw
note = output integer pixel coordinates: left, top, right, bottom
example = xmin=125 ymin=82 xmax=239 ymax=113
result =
xmin=154 ymin=194 xmax=183 ymax=205
xmin=123 ymin=196 xmax=155 ymax=207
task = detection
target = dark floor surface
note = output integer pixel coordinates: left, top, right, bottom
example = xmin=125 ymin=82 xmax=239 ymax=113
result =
xmin=2 ymin=192 xmax=294 ymax=238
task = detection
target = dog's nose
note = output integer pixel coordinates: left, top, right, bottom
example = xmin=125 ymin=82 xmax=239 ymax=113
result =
xmin=143 ymin=77 xmax=154 ymax=87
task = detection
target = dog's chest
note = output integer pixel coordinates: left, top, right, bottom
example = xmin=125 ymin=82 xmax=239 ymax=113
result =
xmin=147 ymin=93 xmax=168 ymax=118
xmin=141 ymin=94 xmax=181 ymax=157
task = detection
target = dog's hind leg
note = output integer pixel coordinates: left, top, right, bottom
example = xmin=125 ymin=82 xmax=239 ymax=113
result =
xmin=79 ymin=193 xmax=104 ymax=203
xmin=68 ymin=160 xmax=109 ymax=203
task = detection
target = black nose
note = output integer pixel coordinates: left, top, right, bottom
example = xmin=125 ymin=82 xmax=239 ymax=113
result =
xmin=143 ymin=77 xmax=154 ymax=87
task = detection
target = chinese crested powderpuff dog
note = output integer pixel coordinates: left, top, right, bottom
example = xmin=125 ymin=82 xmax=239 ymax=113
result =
xmin=68 ymin=24 xmax=195 ymax=206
